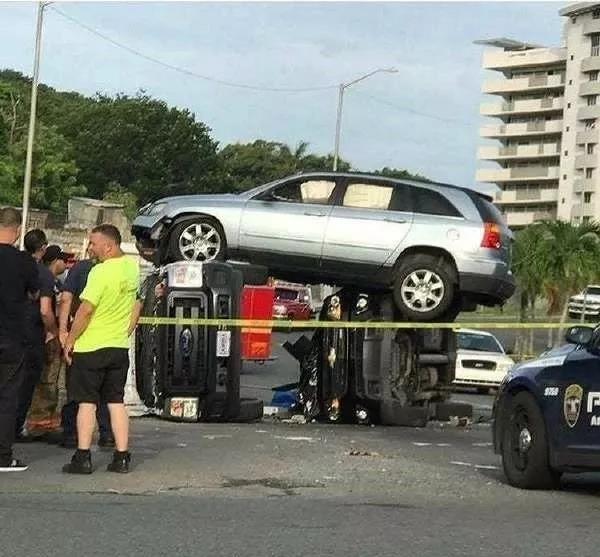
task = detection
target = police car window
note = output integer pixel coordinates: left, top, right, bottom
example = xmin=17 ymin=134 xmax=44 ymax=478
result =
xmin=261 ymin=180 xmax=335 ymax=205
xmin=343 ymin=183 xmax=394 ymax=210
xmin=412 ymin=187 xmax=462 ymax=217
xmin=457 ymin=332 xmax=503 ymax=353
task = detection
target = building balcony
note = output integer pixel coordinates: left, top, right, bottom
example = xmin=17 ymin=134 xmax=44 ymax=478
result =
xmin=584 ymin=19 xmax=600 ymax=35
xmin=573 ymin=178 xmax=595 ymax=193
xmin=479 ymin=120 xmax=563 ymax=139
xmin=580 ymin=81 xmax=600 ymax=96
xmin=495 ymin=188 xmax=558 ymax=204
xmin=502 ymin=210 xmax=557 ymax=228
xmin=582 ymin=56 xmax=600 ymax=73
xmin=480 ymin=97 xmax=564 ymax=117
xmin=575 ymin=154 xmax=598 ymax=169
xmin=482 ymin=73 xmax=565 ymax=94
xmin=577 ymin=105 xmax=600 ymax=120
xmin=476 ymin=165 xmax=560 ymax=183
xmin=571 ymin=202 xmax=596 ymax=218
xmin=576 ymin=129 xmax=599 ymax=144
xmin=482 ymin=47 xmax=566 ymax=71
xmin=479 ymin=144 xmax=560 ymax=161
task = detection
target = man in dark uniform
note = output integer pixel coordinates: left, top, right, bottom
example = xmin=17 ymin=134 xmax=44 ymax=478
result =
xmin=58 ymin=256 xmax=113 ymax=448
xmin=0 ymin=208 xmax=39 ymax=471
xmin=15 ymin=229 xmax=48 ymax=440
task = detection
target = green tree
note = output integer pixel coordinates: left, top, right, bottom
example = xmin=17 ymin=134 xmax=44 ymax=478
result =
xmin=373 ymin=166 xmax=430 ymax=182
xmin=57 ymin=93 xmax=223 ymax=204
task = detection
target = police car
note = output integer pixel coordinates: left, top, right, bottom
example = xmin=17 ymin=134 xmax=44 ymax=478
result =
xmin=493 ymin=325 xmax=600 ymax=489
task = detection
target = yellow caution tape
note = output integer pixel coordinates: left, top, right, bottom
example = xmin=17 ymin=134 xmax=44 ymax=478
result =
xmin=137 ymin=316 xmax=584 ymax=330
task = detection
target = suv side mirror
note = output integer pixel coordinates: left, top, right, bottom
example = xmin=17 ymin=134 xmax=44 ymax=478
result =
xmin=565 ymin=326 xmax=594 ymax=346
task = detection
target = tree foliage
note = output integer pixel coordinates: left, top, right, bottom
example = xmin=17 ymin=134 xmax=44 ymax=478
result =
xmin=0 ymin=69 xmax=429 ymax=213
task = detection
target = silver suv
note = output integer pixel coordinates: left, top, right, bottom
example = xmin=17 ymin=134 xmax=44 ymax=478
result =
xmin=132 ymin=172 xmax=515 ymax=320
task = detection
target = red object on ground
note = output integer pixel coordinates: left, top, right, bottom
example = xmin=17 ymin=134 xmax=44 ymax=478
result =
xmin=241 ymin=285 xmax=275 ymax=361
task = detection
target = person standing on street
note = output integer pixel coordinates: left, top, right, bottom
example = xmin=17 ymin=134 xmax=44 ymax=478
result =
xmin=62 ymin=224 xmax=139 ymax=474
xmin=58 ymin=255 xmax=113 ymax=449
xmin=15 ymin=229 xmax=48 ymax=440
xmin=0 ymin=208 xmax=39 ymax=471
xmin=26 ymin=245 xmax=69 ymax=439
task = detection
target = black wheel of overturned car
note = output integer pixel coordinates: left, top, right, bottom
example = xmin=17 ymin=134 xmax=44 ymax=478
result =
xmin=167 ymin=217 xmax=226 ymax=262
xmin=393 ymin=254 xmax=456 ymax=321
xmin=501 ymin=391 xmax=561 ymax=490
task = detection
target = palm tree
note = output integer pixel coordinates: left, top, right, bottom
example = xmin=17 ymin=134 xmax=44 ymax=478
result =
xmin=511 ymin=223 xmax=550 ymax=354
xmin=538 ymin=220 xmax=600 ymax=343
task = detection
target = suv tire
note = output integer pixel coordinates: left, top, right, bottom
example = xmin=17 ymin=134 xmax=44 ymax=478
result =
xmin=393 ymin=254 xmax=456 ymax=321
xmin=168 ymin=217 xmax=226 ymax=263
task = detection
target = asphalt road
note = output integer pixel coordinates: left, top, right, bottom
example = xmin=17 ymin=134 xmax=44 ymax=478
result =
xmin=4 ymin=419 xmax=600 ymax=557
xmin=5 ymin=330 xmax=597 ymax=557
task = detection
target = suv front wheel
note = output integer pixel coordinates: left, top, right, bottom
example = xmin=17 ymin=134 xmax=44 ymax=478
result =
xmin=393 ymin=254 xmax=456 ymax=321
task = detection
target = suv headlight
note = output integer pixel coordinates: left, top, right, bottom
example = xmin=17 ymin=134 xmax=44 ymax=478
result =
xmin=147 ymin=202 xmax=167 ymax=216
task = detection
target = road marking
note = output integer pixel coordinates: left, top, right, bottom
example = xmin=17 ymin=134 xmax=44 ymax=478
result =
xmin=436 ymin=443 xmax=452 ymax=447
xmin=474 ymin=464 xmax=500 ymax=471
xmin=412 ymin=442 xmax=432 ymax=447
xmin=203 ymin=435 xmax=233 ymax=440
xmin=450 ymin=461 xmax=473 ymax=467
xmin=274 ymin=435 xmax=317 ymax=442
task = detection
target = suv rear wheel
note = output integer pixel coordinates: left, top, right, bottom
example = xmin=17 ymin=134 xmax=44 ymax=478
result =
xmin=393 ymin=254 xmax=456 ymax=321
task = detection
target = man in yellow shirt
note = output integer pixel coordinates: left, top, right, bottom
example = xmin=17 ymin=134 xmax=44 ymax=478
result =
xmin=62 ymin=224 xmax=140 ymax=474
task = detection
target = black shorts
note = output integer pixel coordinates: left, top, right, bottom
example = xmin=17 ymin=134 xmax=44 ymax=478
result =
xmin=69 ymin=348 xmax=129 ymax=404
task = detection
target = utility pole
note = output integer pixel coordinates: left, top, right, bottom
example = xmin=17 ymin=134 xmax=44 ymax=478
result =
xmin=20 ymin=1 xmax=49 ymax=249
xmin=332 ymin=67 xmax=397 ymax=172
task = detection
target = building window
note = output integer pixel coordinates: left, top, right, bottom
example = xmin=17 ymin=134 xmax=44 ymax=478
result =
xmin=572 ymin=16 xmax=577 ymax=23
xmin=585 ymin=119 xmax=597 ymax=130
xmin=568 ymin=102 xmax=572 ymax=108
xmin=592 ymin=34 xmax=600 ymax=56
xmin=564 ymin=174 xmax=568 ymax=180
xmin=588 ymin=143 xmax=596 ymax=154
xmin=594 ymin=9 xmax=600 ymax=19
xmin=591 ymin=71 xmax=599 ymax=81
xmin=565 ymin=150 xmax=569 ymax=156
xmin=588 ymin=96 xmax=597 ymax=106
xmin=585 ymin=192 xmax=594 ymax=203
xmin=586 ymin=168 xmax=594 ymax=179
xmin=567 ymin=126 xmax=570 ymax=131
xmin=569 ymin=79 xmax=573 ymax=85
xmin=571 ymin=55 xmax=575 ymax=60
xmin=584 ymin=216 xmax=591 ymax=223
xmin=562 ymin=198 xmax=566 ymax=204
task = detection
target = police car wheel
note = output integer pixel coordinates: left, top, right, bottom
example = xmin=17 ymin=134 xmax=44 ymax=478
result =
xmin=501 ymin=392 xmax=561 ymax=490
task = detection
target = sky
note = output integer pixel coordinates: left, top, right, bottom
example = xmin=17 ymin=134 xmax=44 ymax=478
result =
xmin=0 ymin=1 xmax=566 ymax=190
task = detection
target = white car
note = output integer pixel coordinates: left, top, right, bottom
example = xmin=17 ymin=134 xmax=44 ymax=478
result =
xmin=568 ymin=285 xmax=600 ymax=320
xmin=453 ymin=329 xmax=514 ymax=393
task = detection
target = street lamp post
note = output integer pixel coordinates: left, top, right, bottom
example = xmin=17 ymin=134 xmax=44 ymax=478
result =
xmin=20 ymin=1 xmax=50 ymax=249
xmin=332 ymin=67 xmax=397 ymax=172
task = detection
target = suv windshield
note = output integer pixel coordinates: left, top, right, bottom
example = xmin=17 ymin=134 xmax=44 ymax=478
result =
xmin=457 ymin=332 xmax=503 ymax=353
xmin=586 ymin=287 xmax=600 ymax=296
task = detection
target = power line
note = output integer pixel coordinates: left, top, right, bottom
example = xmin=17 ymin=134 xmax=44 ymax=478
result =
xmin=49 ymin=6 xmax=339 ymax=93
xmin=348 ymin=89 xmax=474 ymax=127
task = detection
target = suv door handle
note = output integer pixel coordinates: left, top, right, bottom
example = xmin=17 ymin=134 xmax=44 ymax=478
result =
xmin=304 ymin=211 xmax=327 ymax=217
xmin=383 ymin=217 xmax=407 ymax=223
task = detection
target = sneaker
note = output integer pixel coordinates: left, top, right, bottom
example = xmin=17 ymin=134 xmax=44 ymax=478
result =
xmin=98 ymin=435 xmax=116 ymax=449
xmin=0 ymin=459 xmax=28 ymax=472
xmin=62 ymin=450 xmax=92 ymax=475
xmin=107 ymin=451 xmax=131 ymax=473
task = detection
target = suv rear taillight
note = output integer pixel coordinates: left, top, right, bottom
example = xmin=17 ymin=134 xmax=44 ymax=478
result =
xmin=481 ymin=222 xmax=502 ymax=249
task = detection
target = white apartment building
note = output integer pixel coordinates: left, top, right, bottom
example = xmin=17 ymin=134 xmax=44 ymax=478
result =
xmin=476 ymin=2 xmax=600 ymax=229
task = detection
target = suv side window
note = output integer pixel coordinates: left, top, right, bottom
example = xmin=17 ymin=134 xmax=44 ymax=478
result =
xmin=258 ymin=179 xmax=336 ymax=205
xmin=343 ymin=182 xmax=394 ymax=209
xmin=341 ymin=181 xmax=412 ymax=212
xmin=411 ymin=186 xmax=462 ymax=217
